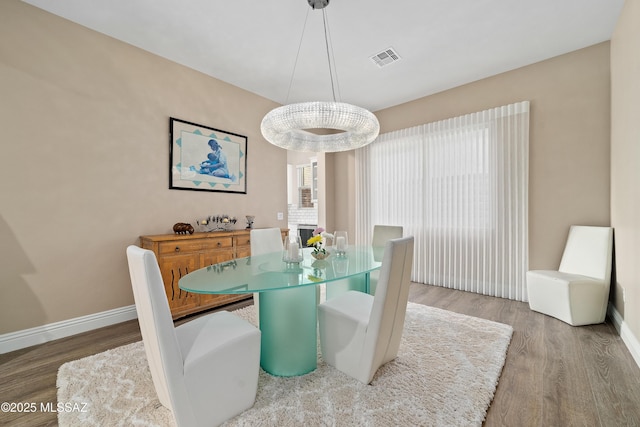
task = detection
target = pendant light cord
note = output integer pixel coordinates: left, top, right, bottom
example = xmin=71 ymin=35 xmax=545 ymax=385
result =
xmin=322 ymin=9 xmax=338 ymax=103
xmin=286 ymin=6 xmax=341 ymax=104
xmin=285 ymin=8 xmax=311 ymax=104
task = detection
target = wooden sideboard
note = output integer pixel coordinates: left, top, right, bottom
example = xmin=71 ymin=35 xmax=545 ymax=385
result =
xmin=140 ymin=229 xmax=288 ymax=319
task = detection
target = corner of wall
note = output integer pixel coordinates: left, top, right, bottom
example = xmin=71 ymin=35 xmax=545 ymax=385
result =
xmin=608 ymin=302 xmax=640 ymax=369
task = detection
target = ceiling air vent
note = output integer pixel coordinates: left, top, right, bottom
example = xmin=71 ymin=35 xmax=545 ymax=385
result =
xmin=370 ymin=47 xmax=401 ymax=68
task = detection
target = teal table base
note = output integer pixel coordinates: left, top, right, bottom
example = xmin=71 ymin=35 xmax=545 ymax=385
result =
xmin=258 ymin=285 xmax=318 ymax=376
xmin=325 ymin=272 xmax=371 ymax=300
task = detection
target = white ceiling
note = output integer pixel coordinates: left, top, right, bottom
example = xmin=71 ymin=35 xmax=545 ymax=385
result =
xmin=23 ymin=0 xmax=624 ymax=112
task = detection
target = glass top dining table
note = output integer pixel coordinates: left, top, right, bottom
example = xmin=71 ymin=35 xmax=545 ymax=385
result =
xmin=179 ymin=246 xmax=382 ymax=377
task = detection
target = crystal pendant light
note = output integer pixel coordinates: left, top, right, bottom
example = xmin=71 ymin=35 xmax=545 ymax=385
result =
xmin=260 ymin=0 xmax=380 ymax=152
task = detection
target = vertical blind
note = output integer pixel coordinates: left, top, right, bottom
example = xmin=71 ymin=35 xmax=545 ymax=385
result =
xmin=356 ymin=101 xmax=529 ymax=301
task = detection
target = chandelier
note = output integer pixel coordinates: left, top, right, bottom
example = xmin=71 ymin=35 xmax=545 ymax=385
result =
xmin=260 ymin=0 xmax=380 ymax=152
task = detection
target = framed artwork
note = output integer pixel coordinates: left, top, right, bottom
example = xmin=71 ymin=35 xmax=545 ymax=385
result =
xmin=169 ymin=117 xmax=247 ymax=194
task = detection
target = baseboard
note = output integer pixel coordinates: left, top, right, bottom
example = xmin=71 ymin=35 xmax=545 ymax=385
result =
xmin=3 ymin=301 xmax=638 ymax=366
xmin=608 ymin=302 xmax=640 ymax=369
xmin=0 ymin=305 xmax=137 ymax=354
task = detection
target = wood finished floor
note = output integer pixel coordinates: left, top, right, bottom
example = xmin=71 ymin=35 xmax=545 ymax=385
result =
xmin=1 ymin=283 xmax=639 ymax=426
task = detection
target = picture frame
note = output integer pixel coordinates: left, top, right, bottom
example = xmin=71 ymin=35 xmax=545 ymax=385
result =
xmin=169 ymin=117 xmax=247 ymax=194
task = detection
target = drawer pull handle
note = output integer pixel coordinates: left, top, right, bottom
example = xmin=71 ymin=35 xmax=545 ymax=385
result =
xmin=175 ymin=246 xmax=180 ymax=252
xmin=217 ymin=242 xmax=221 ymax=247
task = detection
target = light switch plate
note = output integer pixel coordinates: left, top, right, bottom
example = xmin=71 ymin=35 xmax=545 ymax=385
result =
xmin=277 ymin=212 xmax=284 ymax=220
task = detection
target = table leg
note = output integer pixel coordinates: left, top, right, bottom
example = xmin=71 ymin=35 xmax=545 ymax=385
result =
xmin=258 ymin=285 xmax=317 ymax=376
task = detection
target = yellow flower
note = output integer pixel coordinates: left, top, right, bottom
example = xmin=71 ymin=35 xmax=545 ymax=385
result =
xmin=307 ymin=235 xmax=323 ymax=246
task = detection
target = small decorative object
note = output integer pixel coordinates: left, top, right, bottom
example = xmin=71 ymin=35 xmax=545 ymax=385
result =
xmin=195 ymin=214 xmax=237 ymax=232
xmin=321 ymin=230 xmax=334 ymax=246
xmin=333 ymin=230 xmax=348 ymax=256
xmin=307 ymin=227 xmax=330 ymax=260
xmin=308 ymin=259 xmax=328 ymax=282
xmin=206 ymin=260 xmax=238 ymax=274
xmin=310 ymin=251 xmax=330 ymax=260
xmin=283 ymin=235 xmax=304 ymax=263
xmin=245 ymin=215 xmax=255 ymax=229
xmin=173 ymin=222 xmax=194 ymax=235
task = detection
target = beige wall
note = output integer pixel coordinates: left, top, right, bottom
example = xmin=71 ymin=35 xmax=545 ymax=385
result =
xmin=335 ymin=42 xmax=611 ymax=279
xmin=611 ymin=0 xmax=640 ymax=340
xmin=0 ymin=0 xmax=287 ymax=334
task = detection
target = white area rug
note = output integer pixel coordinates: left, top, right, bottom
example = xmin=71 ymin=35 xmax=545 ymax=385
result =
xmin=57 ymin=302 xmax=512 ymax=426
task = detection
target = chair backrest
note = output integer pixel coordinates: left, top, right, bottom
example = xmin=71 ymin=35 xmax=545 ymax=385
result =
xmin=372 ymin=225 xmax=403 ymax=247
xmin=362 ymin=236 xmax=414 ymax=383
xmin=250 ymin=228 xmax=284 ymax=256
xmin=126 ymin=246 xmax=186 ymax=413
xmin=559 ymin=226 xmax=613 ymax=281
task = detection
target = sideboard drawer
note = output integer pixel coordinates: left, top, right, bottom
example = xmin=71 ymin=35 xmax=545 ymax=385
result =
xmin=159 ymin=240 xmax=205 ymax=254
xmin=206 ymin=236 xmax=234 ymax=250
xmin=158 ymin=237 xmax=232 ymax=254
xmin=236 ymin=235 xmax=252 ymax=248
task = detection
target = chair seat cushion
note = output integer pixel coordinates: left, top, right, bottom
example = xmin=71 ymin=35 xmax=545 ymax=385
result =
xmin=175 ymin=311 xmax=261 ymax=426
xmin=320 ymin=290 xmax=374 ymax=324
xmin=318 ymin=291 xmax=374 ymax=381
xmin=527 ymin=270 xmax=602 ymax=285
xmin=176 ymin=311 xmax=259 ymax=367
xmin=527 ymin=270 xmax=608 ymax=326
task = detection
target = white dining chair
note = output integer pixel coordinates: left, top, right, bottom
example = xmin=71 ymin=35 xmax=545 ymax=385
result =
xmin=126 ymin=245 xmax=261 ymax=427
xmin=527 ymin=225 xmax=614 ymax=326
xmin=251 ymin=226 xmax=322 ymax=305
xmin=370 ymin=225 xmax=403 ymax=295
xmin=326 ymin=225 xmax=403 ymax=300
xmin=318 ymin=236 xmax=414 ymax=384
xmin=250 ymin=228 xmax=284 ymax=256
xmin=372 ymin=225 xmax=404 ymax=248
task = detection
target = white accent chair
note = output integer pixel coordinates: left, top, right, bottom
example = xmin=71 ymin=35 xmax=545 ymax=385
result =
xmin=126 ymin=246 xmax=261 ymax=427
xmin=250 ymin=228 xmax=284 ymax=325
xmin=526 ymin=225 xmax=614 ymax=326
xmin=370 ymin=225 xmax=403 ymax=295
xmin=318 ymin=236 xmax=414 ymax=384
